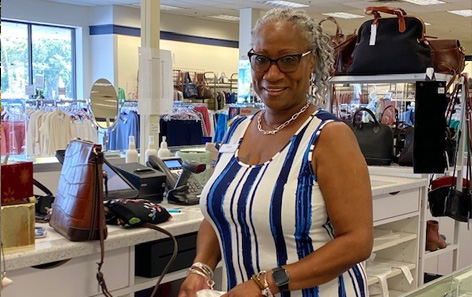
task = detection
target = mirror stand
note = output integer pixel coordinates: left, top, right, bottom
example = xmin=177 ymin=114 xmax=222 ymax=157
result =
xmin=98 ymin=128 xmax=111 ymax=152
xmin=88 ymin=78 xmax=120 ymax=152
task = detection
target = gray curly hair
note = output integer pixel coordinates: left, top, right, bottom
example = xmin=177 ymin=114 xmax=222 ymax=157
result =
xmin=251 ymin=8 xmax=334 ymax=106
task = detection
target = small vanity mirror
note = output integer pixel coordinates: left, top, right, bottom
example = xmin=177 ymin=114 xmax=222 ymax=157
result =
xmin=89 ymin=78 xmax=119 ymax=150
xmin=89 ymin=78 xmax=119 ymax=130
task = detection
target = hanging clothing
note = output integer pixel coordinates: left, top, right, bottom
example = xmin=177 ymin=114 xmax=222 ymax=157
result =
xmin=200 ymin=109 xmax=368 ymax=297
xmin=159 ymin=117 xmax=203 ymax=146
xmin=108 ymin=110 xmax=140 ymax=151
xmin=214 ymin=112 xmax=228 ymax=143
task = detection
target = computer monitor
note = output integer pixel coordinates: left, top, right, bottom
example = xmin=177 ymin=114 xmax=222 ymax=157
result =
xmin=55 ymin=150 xmax=139 ymax=200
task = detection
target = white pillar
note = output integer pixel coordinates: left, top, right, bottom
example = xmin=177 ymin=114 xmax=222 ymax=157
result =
xmin=138 ymin=0 xmax=161 ymax=163
xmin=239 ymin=8 xmax=260 ymax=60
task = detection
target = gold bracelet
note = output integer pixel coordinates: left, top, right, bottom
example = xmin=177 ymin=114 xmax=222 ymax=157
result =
xmin=257 ymin=271 xmax=274 ymax=297
xmin=251 ymin=274 xmax=264 ymax=290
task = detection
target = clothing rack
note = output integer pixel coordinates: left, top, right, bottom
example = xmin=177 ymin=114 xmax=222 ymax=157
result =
xmin=173 ymin=101 xmax=208 ymax=109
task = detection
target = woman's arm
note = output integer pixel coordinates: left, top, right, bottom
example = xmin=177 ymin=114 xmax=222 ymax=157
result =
xmin=266 ymin=122 xmax=373 ymax=293
xmin=194 ymin=219 xmax=222 ymax=270
xmin=178 ymin=219 xmax=222 ymax=297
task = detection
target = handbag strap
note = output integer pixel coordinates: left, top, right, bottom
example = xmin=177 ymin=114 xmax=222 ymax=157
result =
xmin=446 ymin=82 xmax=462 ymax=125
xmin=142 ymin=222 xmax=178 ymax=297
xmin=365 ymin=6 xmax=407 ymax=32
xmin=379 ymin=105 xmax=399 ymax=126
xmin=33 ymin=178 xmax=54 ymax=196
xmin=318 ymin=16 xmax=343 ymax=44
xmin=92 ymin=146 xmax=112 ymax=297
xmin=352 ymin=107 xmax=380 ymax=126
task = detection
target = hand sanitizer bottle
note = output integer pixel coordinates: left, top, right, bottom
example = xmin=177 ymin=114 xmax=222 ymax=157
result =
xmin=145 ymin=135 xmax=158 ymax=162
xmin=125 ymin=135 xmax=139 ymax=163
xmin=157 ymin=136 xmax=171 ymax=158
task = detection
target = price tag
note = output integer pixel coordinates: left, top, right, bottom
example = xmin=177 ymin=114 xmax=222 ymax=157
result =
xmin=35 ymin=74 xmax=45 ymax=89
xmin=219 ymin=144 xmax=238 ymax=153
xmin=369 ymin=24 xmax=377 ymax=46
xmin=25 ymin=84 xmax=35 ymax=96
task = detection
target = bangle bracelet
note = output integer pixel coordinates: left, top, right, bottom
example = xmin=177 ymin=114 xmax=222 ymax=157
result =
xmin=191 ymin=262 xmax=214 ymax=279
xmin=251 ymin=274 xmax=264 ymax=290
xmin=258 ymin=271 xmax=274 ymax=297
xmin=188 ymin=268 xmax=215 ymax=289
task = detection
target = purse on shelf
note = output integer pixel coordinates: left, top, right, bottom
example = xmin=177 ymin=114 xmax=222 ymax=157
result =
xmin=429 ymin=39 xmax=466 ymax=76
xmin=182 ymin=71 xmax=198 ymax=99
xmin=428 ymin=156 xmax=471 ymax=222
xmin=379 ymin=105 xmax=409 ymax=163
xmin=397 ymin=125 xmax=415 ymax=166
xmin=49 ymin=139 xmax=111 ymax=296
xmin=348 ymin=6 xmax=432 ymax=75
xmin=318 ymin=16 xmax=357 ymax=76
xmin=194 ymin=72 xmax=213 ymax=99
xmin=348 ymin=107 xmax=394 ymax=166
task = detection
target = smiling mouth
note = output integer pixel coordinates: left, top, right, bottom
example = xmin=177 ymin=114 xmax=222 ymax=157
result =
xmin=264 ymin=87 xmax=285 ymax=92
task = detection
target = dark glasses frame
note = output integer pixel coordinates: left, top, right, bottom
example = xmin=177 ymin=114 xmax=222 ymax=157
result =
xmin=247 ymin=49 xmax=312 ymax=73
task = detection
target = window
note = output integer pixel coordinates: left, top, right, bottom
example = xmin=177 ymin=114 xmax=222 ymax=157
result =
xmin=1 ymin=21 xmax=76 ymax=99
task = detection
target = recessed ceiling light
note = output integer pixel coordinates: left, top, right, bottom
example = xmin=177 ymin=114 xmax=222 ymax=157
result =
xmin=160 ymin=4 xmax=182 ymax=11
xmin=402 ymin=0 xmax=445 ymax=4
xmin=448 ymin=10 xmax=472 ymax=17
xmin=208 ymin=15 xmax=240 ymax=21
xmin=322 ymin=12 xmax=364 ymax=19
xmin=263 ymin=1 xmax=309 ymax=8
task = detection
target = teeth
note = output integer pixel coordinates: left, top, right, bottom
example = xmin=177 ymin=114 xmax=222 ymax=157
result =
xmin=267 ymin=88 xmax=283 ymax=92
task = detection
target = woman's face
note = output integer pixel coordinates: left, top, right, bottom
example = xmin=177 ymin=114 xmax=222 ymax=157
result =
xmin=251 ymin=20 xmax=315 ymax=110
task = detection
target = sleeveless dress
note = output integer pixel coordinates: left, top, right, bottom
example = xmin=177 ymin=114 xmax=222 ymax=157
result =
xmin=200 ymin=109 xmax=368 ymax=297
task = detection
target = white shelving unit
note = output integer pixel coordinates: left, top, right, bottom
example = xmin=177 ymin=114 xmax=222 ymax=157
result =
xmin=328 ymin=73 xmax=467 ymax=294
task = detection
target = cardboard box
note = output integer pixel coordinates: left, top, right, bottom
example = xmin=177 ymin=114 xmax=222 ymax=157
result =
xmin=1 ymin=203 xmax=35 ymax=250
xmin=1 ymin=161 xmax=33 ymax=205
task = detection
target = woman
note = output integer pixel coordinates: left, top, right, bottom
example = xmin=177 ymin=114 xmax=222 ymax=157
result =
xmin=179 ymin=7 xmax=373 ymax=297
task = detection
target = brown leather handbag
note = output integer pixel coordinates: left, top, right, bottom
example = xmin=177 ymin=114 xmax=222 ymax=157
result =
xmin=49 ymin=139 xmax=111 ymax=296
xmin=319 ymin=16 xmax=357 ymax=76
xmin=429 ymin=39 xmax=466 ymax=76
xmin=50 ymin=139 xmax=107 ymax=241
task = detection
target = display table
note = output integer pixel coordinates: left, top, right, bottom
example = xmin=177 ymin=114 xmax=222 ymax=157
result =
xmin=401 ymin=265 xmax=472 ymax=297
xmin=1 ymin=175 xmax=427 ymax=297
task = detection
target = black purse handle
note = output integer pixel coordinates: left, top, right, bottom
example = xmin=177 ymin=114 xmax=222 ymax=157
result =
xmin=352 ymin=107 xmax=380 ymax=126
xmin=33 ymin=178 xmax=54 ymax=196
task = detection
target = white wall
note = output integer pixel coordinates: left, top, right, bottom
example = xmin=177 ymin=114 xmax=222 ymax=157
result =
xmin=90 ymin=34 xmax=117 ymax=87
xmin=117 ymin=35 xmax=139 ymax=97
xmin=116 ymin=34 xmax=239 ymax=96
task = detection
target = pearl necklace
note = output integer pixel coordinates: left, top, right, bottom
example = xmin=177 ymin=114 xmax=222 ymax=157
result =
xmin=257 ymin=102 xmax=311 ymax=135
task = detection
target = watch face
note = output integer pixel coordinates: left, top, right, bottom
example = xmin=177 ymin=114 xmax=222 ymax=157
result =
xmin=273 ymin=268 xmax=290 ymax=285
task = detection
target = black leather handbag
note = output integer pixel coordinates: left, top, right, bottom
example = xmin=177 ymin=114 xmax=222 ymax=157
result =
xmin=348 ymin=6 xmax=432 ymax=75
xmin=349 ymin=107 xmax=394 ymax=166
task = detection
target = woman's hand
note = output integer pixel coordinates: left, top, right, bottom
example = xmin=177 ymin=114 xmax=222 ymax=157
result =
xmin=222 ymin=279 xmax=263 ymax=297
xmin=178 ymin=273 xmax=213 ymax=297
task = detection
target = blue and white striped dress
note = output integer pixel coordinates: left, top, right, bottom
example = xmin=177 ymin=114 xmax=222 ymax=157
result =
xmin=200 ymin=109 xmax=368 ymax=297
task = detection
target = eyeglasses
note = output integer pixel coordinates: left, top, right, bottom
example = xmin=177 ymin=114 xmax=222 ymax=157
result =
xmin=247 ymin=49 xmax=312 ymax=73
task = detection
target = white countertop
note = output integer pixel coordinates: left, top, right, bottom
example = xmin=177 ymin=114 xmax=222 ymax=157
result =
xmin=369 ymin=175 xmax=427 ymax=196
xmin=2 ymin=203 xmax=204 ymax=271
xmin=2 ymin=175 xmax=427 ymax=271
